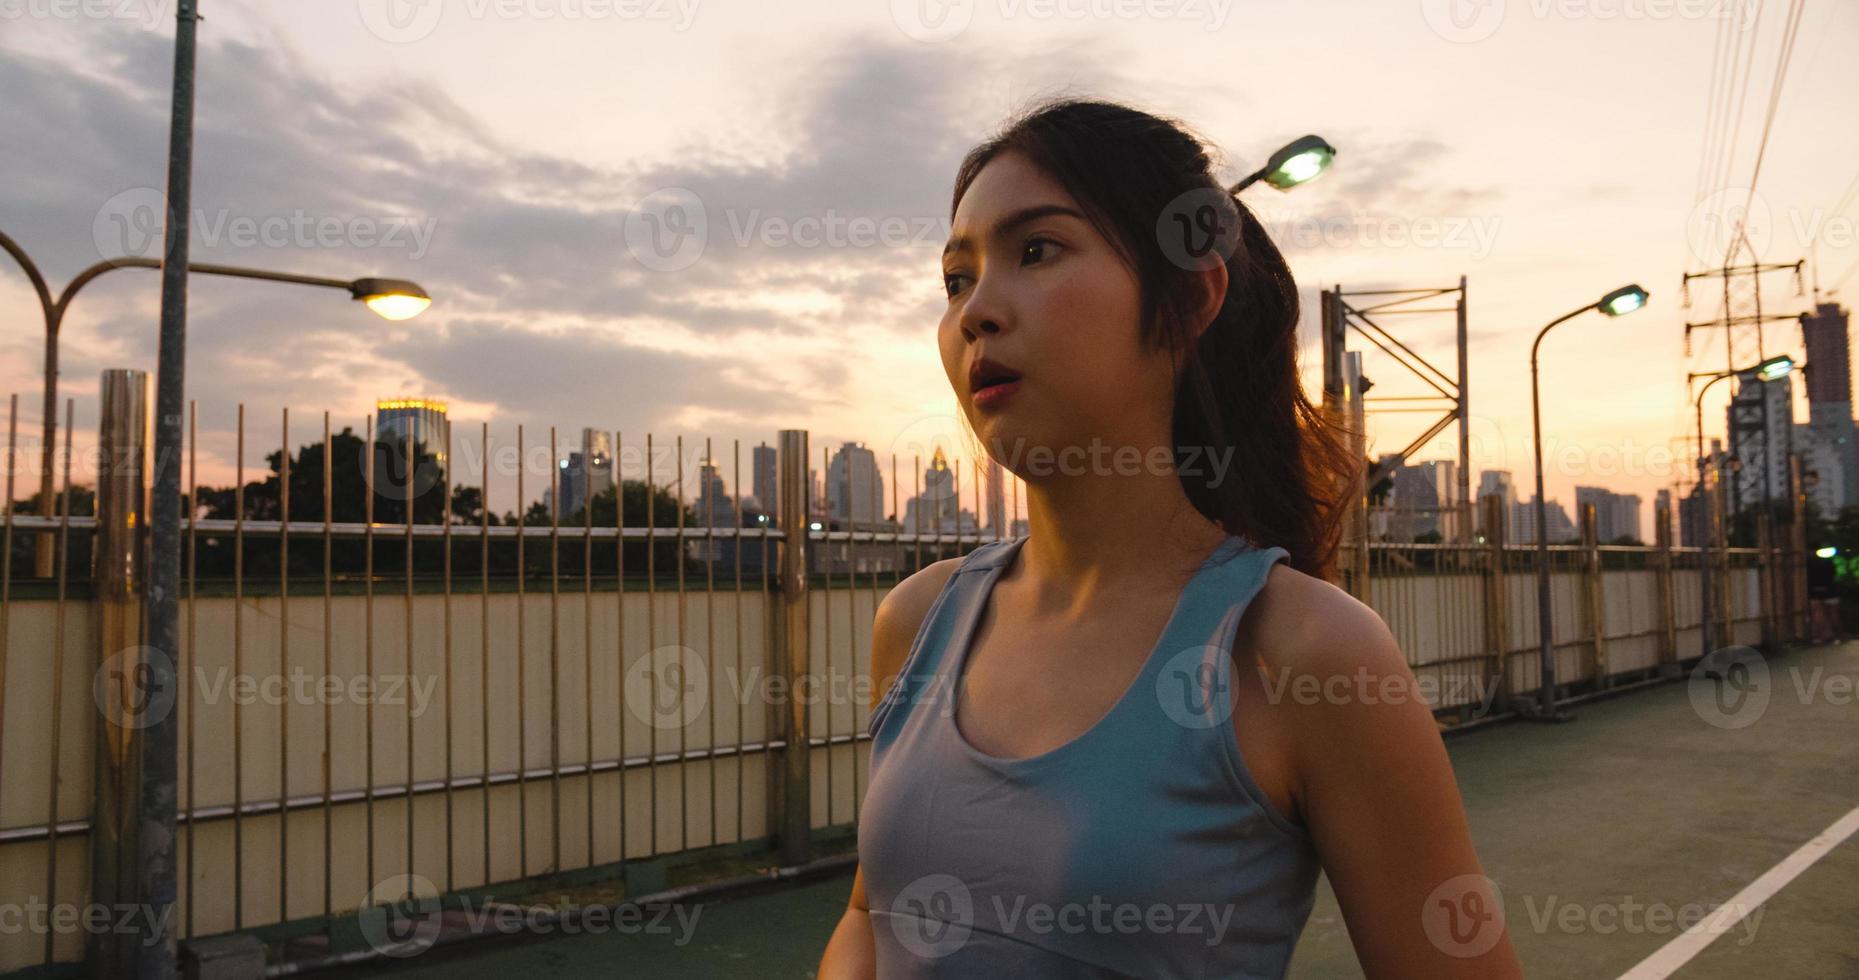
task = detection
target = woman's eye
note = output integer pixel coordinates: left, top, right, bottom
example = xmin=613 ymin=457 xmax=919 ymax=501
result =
xmin=1021 ymin=236 xmax=1059 ymax=265
xmin=943 ymin=272 xmax=970 ymax=298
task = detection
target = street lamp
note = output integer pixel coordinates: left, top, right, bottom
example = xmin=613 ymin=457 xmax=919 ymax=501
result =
xmin=1230 ymin=135 xmax=1337 ymax=193
xmin=0 ymin=231 xmax=432 ymax=576
xmin=1527 ymin=283 xmax=1650 ymax=721
xmin=1690 ymin=353 xmax=1795 ymax=659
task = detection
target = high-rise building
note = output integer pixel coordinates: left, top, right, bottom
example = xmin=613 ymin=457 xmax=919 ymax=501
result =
xmin=375 ymin=397 xmax=449 ymax=471
xmin=827 ymin=442 xmax=885 ymax=531
xmin=554 ymin=428 xmax=614 ymax=518
xmin=1800 ymin=302 xmax=1857 ymax=513
xmin=1573 ymin=486 xmax=1642 ymax=543
xmin=752 ymin=443 xmax=778 ymax=515
xmin=1726 ymin=372 xmax=1795 ymax=516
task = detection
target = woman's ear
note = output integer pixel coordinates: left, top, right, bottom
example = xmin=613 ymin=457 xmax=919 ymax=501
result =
xmin=1190 ymin=261 xmax=1229 ymax=343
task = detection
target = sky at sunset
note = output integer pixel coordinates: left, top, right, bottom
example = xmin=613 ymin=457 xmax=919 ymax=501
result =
xmin=2 ymin=0 xmax=1856 ymax=531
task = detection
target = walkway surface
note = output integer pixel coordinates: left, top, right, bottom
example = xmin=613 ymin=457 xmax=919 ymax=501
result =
xmin=321 ymin=640 xmax=1859 ymax=979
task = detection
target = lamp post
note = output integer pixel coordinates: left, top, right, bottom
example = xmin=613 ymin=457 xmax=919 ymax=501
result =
xmin=1230 ymin=135 xmax=1337 ymax=193
xmin=0 ymin=232 xmax=431 ymax=577
xmin=1690 ymin=354 xmax=1795 ymax=659
xmin=1527 ymin=283 xmax=1650 ymax=721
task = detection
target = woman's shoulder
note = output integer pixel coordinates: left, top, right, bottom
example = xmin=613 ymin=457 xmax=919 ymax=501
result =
xmin=1238 ymin=559 xmax=1404 ymax=682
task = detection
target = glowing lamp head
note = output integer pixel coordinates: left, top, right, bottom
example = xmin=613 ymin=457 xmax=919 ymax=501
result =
xmin=1755 ymin=354 xmax=1795 ymax=382
xmin=1598 ymin=284 xmax=1649 ymax=317
xmin=1816 ymin=546 xmax=1836 ymax=559
xmin=350 ymin=278 xmax=432 ymax=321
xmin=1262 ymin=135 xmax=1336 ymax=191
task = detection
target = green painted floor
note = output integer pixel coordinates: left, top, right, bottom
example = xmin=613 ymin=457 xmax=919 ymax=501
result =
xmin=321 ymin=641 xmax=1859 ymax=979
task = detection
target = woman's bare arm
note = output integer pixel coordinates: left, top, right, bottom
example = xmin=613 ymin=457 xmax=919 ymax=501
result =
xmin=1266 ymin=575 xmax=1524 ymax=978
xmin=817 ymin=559 xmax=961 ymax=979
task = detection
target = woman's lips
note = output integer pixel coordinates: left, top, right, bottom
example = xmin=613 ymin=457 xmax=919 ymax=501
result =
xmin=973 ymin=378 xmax=1022 ymax=411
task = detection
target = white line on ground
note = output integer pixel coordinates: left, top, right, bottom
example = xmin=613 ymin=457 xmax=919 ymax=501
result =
xmin=1615 ymin=805 xmax=1859 ymax=980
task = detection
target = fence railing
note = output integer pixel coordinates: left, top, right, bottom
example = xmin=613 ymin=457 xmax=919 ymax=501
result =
xmin=0 ymin=377 xmax=1807 ymax=977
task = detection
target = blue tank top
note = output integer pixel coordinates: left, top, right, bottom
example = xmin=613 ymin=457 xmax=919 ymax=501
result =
xmin=859 ymin=533 xmax=1319 ymax=979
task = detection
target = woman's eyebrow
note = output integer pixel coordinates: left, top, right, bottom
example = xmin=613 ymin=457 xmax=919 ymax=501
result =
xmin=942 ymin=203 xmax=1086 ymax=258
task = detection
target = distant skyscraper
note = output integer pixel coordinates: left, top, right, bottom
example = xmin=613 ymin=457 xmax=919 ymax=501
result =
xmin=752 ymin=443 xmax=778 ymax=515
xmin=555 ymin=427 xmax=614 ymax=518
xmin=1800 ymin=302 xmax=1856 ymax=512
xmin=374 ymin=398 xmax=449 ymax=503
xmin=827 ymin=442 xmax=884 ymax=530
xmin=904 ymin=447 xmax=962 ymax=534
xmin=1727 ymin=372 xmax=1794 ymax=516
xmin=375 ymin=398 xmax=447 ymax=456
xmin=1574 ymin=486 xmax=1642 ymax=543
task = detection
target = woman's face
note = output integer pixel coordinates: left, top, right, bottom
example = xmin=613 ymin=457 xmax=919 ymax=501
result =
xmin=938 ymin=151 xmax=1177 ymax=480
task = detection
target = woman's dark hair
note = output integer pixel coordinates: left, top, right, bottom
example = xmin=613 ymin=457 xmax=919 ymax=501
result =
xmin=950 ymin=97 xmax=1357 ymax=581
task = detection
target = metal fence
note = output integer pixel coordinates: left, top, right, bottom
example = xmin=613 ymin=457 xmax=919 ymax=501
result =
xmin=0 ymin=377 xmax=1805 ymax=977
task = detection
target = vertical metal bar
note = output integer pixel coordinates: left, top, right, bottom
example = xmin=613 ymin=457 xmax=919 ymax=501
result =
xmin=44 ymin=397 xmax=73 ymax=966
xmin=675 ymin=436 xmax=688 ymax=854
xmin=774 ymin=429 xmax=810 ymax=866
xmin=702 ymin=437 xmax=716 ymax=848
xmin=613 ymin=430 xmax=626 ymax=865
xmin=404 ymin=416 xmax=416 ymax=885
xmin=731 ymin=439 xmax=744 ymax=843
xmin=278 ymin=408 xmax=290 ymax=923
xmin=1456 ymin=277 xmax=1472 ymax=545
xmin=645 ymin=432 xmax=657 ymax=858
xmin=320 ymin=412 xmax=331 ymax=923
xmin=583 ymin=430 xmax=594 ymax=866
xmin=0 ymin=395 xmax=14 ymax=860
xmin=549 ymin=426 xmax=561 ymax=875
xmin=515 ymin=424 xmax=527 ymax=878
xmin=478 ymin=422 xmax=491 ymax=888
xmin=364 ymin=414 xmax=376 ymax=887
xmin=144 ymin=5 xmax=197 ymax=971
xmin=233 ymin=404 xmax=245 ymax=928
xmin=182 ymin=402 xmax=197 ymax=939
xmin=442 ymin=417 xmax=454 ymax=892
xmin=91 ymin=371 xmax=149 ymax=977
xmin=820 ymin=444 xmax=832 ymax=828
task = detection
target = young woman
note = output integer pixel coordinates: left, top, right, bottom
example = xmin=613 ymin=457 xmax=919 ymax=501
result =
xmin=819 ymin=98 xmax=1521 ymax=978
